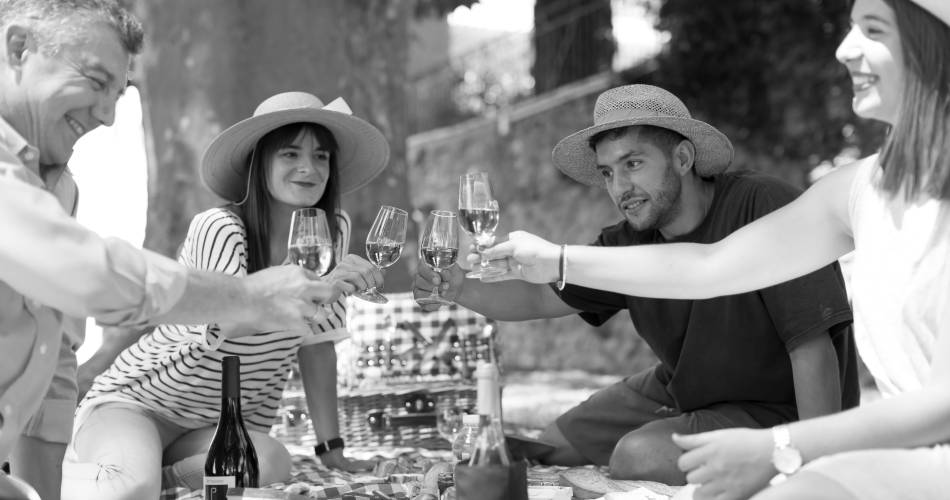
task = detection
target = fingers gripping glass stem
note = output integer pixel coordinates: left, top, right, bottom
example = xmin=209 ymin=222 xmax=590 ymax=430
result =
xmin=355 ymin=205 xmax=407 ymax=304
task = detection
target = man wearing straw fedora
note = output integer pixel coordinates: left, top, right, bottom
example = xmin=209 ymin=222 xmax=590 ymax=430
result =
xmin=414 ymin=84 xmax=858 ymax=485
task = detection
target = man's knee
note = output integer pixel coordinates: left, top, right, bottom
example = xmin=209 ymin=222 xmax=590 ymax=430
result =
xmin=536 ymin=423 xmax=590 ymax=466
xmin=608 ymin=425 xmax=685 ymax=485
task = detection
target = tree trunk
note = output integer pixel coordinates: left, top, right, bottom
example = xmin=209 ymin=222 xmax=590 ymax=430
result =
xmin=135 ymin=0 xmax=413 ymax=291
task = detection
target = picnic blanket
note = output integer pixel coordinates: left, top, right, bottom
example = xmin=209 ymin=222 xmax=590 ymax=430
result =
xmin=160 ymin=445 xmax=682 ymax=500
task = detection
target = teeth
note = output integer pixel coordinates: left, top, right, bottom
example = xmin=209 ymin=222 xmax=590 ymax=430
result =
xmin=852 ymin=74 xmax=878 ymax=92
xmin=65 ymin=116 xmax=85 ymax=136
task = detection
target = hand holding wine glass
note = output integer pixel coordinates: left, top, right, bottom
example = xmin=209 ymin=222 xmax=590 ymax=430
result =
xmin=417 ymin=210 xmax=459 ymax=307
xmin=458 ymin=172 xmax=505 ymax=279
xmin=355 ymin=205 xmax=407 ymax=304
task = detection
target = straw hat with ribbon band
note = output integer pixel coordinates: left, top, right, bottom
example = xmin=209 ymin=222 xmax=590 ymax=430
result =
xmin=202 ymin=91 xmax=390 ymax=202
xmin=552 ymin=84 xmax=734 ymax=187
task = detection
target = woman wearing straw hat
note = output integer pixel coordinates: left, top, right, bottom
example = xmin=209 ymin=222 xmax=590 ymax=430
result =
xmin=482 ymin=0 xmax=950 ymax=498
xmin=62 ymin=92 xmax=389 ymax=499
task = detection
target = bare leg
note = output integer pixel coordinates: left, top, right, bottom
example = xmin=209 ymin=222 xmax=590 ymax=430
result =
xmin=163 ymin=427 xmax=292 ymax=490
xmin=536 ymin=423 xmax=593 ymax=466
xmin=62 ymin=405 xmax=166 ymax=500
xmin=608 ymin=418 xmax=685 ymax=485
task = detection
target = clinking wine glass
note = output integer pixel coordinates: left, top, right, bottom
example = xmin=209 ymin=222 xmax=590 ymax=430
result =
xmin=355 ymin=205 xmax=407 ymax=304
xmin=458 ymin=172 xmax=505 ymax=279
xmin=288 ymin=208 xmax=334 ymax=276
xmin=418 ymin=210 xmax=459 ymax=307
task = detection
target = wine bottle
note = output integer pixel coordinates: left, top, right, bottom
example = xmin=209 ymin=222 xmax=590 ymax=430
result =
xmin=469 ymin=360 xmax=512 ymax=466
xmin=204 ymin=355 xmax=260 ymax=499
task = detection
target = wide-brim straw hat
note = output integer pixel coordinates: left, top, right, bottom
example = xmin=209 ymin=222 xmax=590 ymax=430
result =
xmin=913 ymin=0 xmax=950 ymax=27
xmin=552 ymin=84 xmax=734 ymax=187
xmin=202 ymin=91 xmax=390 ymax=201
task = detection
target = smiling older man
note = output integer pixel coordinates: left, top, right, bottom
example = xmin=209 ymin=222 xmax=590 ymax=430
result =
xmin=0 ymin=2 xmax=347 ymax=498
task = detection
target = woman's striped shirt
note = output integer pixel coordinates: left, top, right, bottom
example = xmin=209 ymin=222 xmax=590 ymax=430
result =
xmin=78 ymin=207 xmax=350 ymax=432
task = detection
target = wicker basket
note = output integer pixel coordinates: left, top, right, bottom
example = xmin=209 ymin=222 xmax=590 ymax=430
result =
xmin=273 ymin=292 xmax=496 ymax=449
xmin=338 ymin=382 xmax=476 ymax=449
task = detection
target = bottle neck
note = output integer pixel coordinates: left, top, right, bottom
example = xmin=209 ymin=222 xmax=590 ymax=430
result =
xmin=221 ymin=356 xmax=242 ymax=412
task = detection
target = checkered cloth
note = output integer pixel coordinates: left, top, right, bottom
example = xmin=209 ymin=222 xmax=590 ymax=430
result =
xmin=341 ymin=292 xmax=496 ymax=386
xmin=160 ymin=446 xmax=448 ymax=500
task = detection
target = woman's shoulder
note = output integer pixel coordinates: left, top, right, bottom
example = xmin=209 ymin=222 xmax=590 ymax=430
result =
xmin=189 ymin=206 xmax=247 ymax=234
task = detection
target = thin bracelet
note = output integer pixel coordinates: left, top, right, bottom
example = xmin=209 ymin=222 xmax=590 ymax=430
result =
xmin=556 ymin=244 xmax=567 ymax=291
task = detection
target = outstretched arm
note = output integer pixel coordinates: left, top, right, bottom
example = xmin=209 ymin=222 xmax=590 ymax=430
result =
xmin=482 ymin=161 xmax=860 ymax=299
xmin=413 ymin=262 xmax=579 ymax=320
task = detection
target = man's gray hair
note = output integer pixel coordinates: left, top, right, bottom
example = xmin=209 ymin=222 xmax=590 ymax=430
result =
xmin=0 ymin=0 xmax=143 ymax=55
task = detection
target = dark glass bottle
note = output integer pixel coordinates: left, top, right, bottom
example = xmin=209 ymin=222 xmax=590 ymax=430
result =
xmin=204 ymin=355 xmax=260 ymax=499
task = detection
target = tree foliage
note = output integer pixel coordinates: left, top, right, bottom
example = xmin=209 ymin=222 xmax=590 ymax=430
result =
xmin=635 ymin=0 xmax=887 ymax=181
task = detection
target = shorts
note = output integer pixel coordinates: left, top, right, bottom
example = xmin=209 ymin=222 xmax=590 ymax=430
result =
xmin=556 ymin=366 xmax=773 ymax=465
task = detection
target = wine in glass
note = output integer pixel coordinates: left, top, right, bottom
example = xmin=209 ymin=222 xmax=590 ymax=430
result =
xmin=355 ymin=205 xmax=407 ymax=304
xmin=418 ymin=210 xmax=459 ymax=307
xmin=288 ymin=208 xmax=334 ymax=276
xmin=458 ymin=172 xmax=505 ymax=279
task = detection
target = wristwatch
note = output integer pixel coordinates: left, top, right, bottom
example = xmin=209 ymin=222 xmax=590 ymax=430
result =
xmin=314 ymin=437 xmax=344 ymax=456
xmin=769 ymin=424 xmax=802 ymax=486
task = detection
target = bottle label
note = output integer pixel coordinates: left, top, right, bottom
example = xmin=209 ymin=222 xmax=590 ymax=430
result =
xmin=204 ymin=476 xmax=235 ymax=500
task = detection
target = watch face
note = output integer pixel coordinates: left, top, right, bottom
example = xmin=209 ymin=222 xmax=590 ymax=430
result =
xmin=773 ymin=447 xmax=803 ymax=474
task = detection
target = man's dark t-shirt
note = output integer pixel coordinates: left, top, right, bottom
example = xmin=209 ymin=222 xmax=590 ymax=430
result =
xmin=558 ymin=171 xmax=859 ymax=425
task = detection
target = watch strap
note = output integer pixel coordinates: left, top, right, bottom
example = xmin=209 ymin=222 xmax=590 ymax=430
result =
xmin=314 ymin=437 xmax=345 ymax=456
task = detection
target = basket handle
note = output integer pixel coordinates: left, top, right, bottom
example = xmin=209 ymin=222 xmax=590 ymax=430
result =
xmin=366 ymin=410 xmax=437 ymax=431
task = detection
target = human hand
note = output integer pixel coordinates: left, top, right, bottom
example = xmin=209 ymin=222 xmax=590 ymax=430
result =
xmin=673 ymin=428 xmax=775 ymax=500
xmin=242 ymin=266 xmax=344 ymax=331
xmin=319 ymin=448 xmax=376 ymax=473
xmin=325 ymin=254 xmax=384 ymax=295
xmin=477 ymin=231 xmax=560 ymax=284
xmin=412 ymin=262 xmax=464 ymax=311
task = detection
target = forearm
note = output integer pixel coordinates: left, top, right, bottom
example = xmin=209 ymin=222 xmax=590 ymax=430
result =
xmin=10 ymin=436 xmax=65 ymax=500
xmin=152 ymin=269 xmax=252 ymax=326
xmin=792 ymin=382 xmax=950 ymax=462
xmin=299 ymin=343 xmax=342 ymax=442
xmin=788 ymin=332 xmax=841 ymax=419
xmin=456 ymin=278 xmax=576 ymax=321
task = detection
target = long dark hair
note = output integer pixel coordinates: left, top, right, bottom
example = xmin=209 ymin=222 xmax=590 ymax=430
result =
xmin=229 ymin=123 xmax=341 ymax=273
xmin=878 ymin=0 xmax=950 ymax=200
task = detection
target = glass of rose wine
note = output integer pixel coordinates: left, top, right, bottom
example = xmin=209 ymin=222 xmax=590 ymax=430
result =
xmin=417 ymin=210 xmax=459 ymax=307
xmin=355 ymin=205 xmax=407 ymax=304
xmin=458 ymin=172 xmax=505 ymax=279
xmin=288 ymin=208 xmax=334 ymax=276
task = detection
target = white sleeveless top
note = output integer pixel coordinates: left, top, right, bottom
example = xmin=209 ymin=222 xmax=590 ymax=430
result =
xmin=848 ymin=155 xmax=950 ymax=397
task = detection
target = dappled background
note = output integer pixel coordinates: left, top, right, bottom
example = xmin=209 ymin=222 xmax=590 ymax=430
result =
xmin=73 ymin=0 xmax=883 ymax=384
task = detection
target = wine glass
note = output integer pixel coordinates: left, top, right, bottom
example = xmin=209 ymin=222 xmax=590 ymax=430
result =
xmin=355 ymin=205 xmax=407 ymax=304
xmin=436 ymin=402 xmax=464 ymax=445
xmin=417 ymin=210 xmax=459 ymax=307
xmin=458 ymin=172 xmax=505 ymax=279
xmin=288 ymin=208 xmax=334 ymax=276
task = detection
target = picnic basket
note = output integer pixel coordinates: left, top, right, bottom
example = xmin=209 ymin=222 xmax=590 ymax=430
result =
xmin=273 ymin=292 xmax=497 ymax=449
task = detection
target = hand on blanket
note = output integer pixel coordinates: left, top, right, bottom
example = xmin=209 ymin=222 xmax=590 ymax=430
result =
xmin=672 ymin=429 xmax=775 ymax=500
xmin=319 ymin=448 xmax=376 ymax=473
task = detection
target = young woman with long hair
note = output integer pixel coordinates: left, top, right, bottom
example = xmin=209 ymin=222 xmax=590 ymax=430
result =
xmin=62 ymin=92 xmax=390 ymax=499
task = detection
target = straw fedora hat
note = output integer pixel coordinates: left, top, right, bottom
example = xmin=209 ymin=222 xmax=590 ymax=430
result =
xmin=202 ymin=91 xmax=390 ymax=201
xmin=913 ymin=0 xmax=950 ymax=26
xmin=552 ymin=84 xmax=733 ymax=187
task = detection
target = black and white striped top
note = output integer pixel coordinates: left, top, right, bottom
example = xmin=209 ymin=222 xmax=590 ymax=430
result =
xmin=78 ymin=207 xmax=350 ymax=432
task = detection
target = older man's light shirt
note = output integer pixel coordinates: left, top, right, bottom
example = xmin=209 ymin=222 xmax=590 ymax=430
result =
xmin=0 ymin=118 xmax=188 ymax=460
